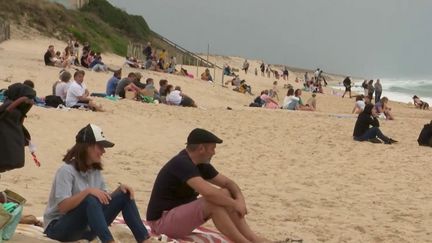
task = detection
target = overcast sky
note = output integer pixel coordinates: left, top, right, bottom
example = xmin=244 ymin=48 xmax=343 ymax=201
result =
xmin=108 ymin=0 xmax=432 ymax=79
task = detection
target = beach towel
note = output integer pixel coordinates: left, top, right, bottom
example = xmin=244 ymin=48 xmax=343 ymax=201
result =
xmin=113 ymin=217 xmax=231 ymax=243
xmin=14 ymin=217 xmax=231 ymax=243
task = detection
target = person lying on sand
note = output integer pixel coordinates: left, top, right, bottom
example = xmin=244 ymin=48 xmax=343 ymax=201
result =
xmin=146 ymin=128 xmax=270 ymax=243
xmin=353 ymin=104 xmax=397 ymax=144
xmin=43 ymin=124 xmax=151 ymax=243
xmin=413 ymin=95 xmax=429 ymax=110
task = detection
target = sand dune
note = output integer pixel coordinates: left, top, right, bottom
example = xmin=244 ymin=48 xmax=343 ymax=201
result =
xmin=1 ymin=35 xmax=432 ymax=242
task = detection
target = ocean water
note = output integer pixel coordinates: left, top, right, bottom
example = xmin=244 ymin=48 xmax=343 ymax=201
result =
xmin=333 ymin=79 xmax=432 ymax=104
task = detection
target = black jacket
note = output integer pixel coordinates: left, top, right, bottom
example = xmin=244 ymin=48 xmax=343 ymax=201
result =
xmin=353 ymin=112 xmax=379 ymax=138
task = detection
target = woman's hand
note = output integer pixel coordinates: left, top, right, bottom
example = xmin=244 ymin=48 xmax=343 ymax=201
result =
xmin=87 ymin=188 xmax=112 ymax=205
xmin=118 ymin=183 xmax=135 ymax=199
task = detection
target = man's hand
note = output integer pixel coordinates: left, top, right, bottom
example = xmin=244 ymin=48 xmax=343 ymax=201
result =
xmin=119 ymin=183 xmax=135 ymax=199
xmin=87 ymin=188 xmax=112 ymax=205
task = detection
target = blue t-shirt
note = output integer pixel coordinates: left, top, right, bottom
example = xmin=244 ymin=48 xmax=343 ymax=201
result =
xmin=106 ymin=76 xmax=120 ymax=96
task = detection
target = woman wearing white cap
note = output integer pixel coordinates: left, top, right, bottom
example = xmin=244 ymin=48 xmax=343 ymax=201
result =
xmin=43 ymin=124 xmax=151 ymax=243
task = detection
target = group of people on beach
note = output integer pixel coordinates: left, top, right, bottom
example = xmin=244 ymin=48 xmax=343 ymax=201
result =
xmin=44 ymin=41 xmax=111 ymax=72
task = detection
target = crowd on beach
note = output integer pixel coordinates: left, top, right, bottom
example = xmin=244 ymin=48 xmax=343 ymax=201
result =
xmin=41 ymin=41 xmax=198 ymax=111
xmin=2 ymin=37 xmax=432 ymax=243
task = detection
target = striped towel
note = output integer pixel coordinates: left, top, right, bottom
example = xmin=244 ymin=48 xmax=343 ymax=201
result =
xmin=14 ymin=217 xmax=231 ymax=243
xmin=113 ymin=217 xmax=231 ymax=243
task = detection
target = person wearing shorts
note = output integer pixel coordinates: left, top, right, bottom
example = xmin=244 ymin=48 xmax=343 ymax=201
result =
xmin=146 ymin=128 xmax=266 ymax=243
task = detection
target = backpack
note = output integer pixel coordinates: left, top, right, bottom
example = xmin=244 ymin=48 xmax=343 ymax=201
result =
xmin=418 ymin=122 xmax=432 ymax=147
xmin=44 ymin=95 xmax=64 ymax=108
xmin=0 ymin=83 xmax=36 ymax=172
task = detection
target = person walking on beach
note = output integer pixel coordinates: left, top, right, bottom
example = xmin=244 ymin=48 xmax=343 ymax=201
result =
xmin=367 ymin=80 xmax=375 ymax=101
xmin=260 ymin=62 xmax=265 ymax=76
xmin=374 ymin=79 xmax=382 ymax=104
xmin=43 ymin=124 xmax=151 ymax=243
xmin=362 ymin=80 xmax=369 ymax=96
xmin=282 ymin=66 xmax=289 ymax=80
xmin=242 ymin=59 xmax=250 ymax=74
xmin=146 ymin=128 xmax=267 ymax=242
xmin=353 ymin=104 xmax=397 ymax=144
xmin=342 ymin=76 xmax=352 ymax=98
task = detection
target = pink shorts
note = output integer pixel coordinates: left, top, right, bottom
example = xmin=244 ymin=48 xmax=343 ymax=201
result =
xmin=148 ymin=198 xmax=207 ymax=238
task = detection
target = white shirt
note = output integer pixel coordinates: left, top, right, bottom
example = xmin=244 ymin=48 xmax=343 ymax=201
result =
xmin=66 ymin=81 xmax=87 ymax=107
xmin=355 ymin=100 xmax=365 ymax=111
xmin=55 ymin=82 xmax=71 ymax=101
xmin=283 ymin=95 xmax=299 ymax=110
xmin=166 ymin=90 xmax=182 ymax=105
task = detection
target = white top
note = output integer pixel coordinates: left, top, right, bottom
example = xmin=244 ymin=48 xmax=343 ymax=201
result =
xmin=166 ymin=90 xmax=182 ymax=105
xmin=283 ymin=95 xmax=299 ymax=110
xmin=355 ymin=100 xmax=366 ymax=111
xmin=66 ymin=81 xmax=87 ymax=107
xmin=55 ymin=82 xmax=71 ymax=101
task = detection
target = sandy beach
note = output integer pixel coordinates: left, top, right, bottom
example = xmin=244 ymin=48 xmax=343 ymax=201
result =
xmin=1 ymin=31 xmax=432 ymax=242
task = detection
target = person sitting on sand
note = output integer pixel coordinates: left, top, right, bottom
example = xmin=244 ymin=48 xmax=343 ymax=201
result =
xmin=295 ymin=89 xmax=314 ymax=111
xmin=44 ymin=45 xmax=67 ymax=67
xmin=44 ymin=45 xmax=56 ymax=66
xmin=140 ymin=78 xmax=160 ymax=102
xmin=260 ymin=90 xmax=279 ymax=109
xmin=353 ymin=104 xmax=397 ymax=144
xmin=413 ymin=95 xmax=429 ymax=110
xmin=249 ymin=90 xmax=266 ymax=107
xmin=89 ymin=54 xmax=109 ymax=72
xmin=352 ymin=95 xmax=366 ymax=114
xmin=307 ymin=93 xmax=317 ymax=110
xmin=282 ymin=88 xmax=299 ymax=110
xmin=375 ymin=97 xmax=394 ymax=120
xmin=65 ymin=70 xmax=104 ymax=111
xmin=166 ymin=86 xmax=197 ymax=108
xmin=80 ymin=51 xmax=89 ymax=68
xmin=238 ymin=80 xmax=253 ymax=95
xmin=201 ymin=69 xmax=213 ymax=82
xmin=146 ymin=128 xmax=268 ymax=242
xmin=53 ymin=70 xmax=72 ymax=101
xmin=43 ymin=124 xmax=151 ymax=243
xmin=106 ymin=69 xmax=122 ymax=97
xmin=269 ymin=81 xmax=280 ymax=101
xmin=159 ymin=79 xmax=169 ymax=103
xmin=115 ymin=72 xmax=141 ymax=99
xmin=225 ymin=75 xmax=241 ymax=89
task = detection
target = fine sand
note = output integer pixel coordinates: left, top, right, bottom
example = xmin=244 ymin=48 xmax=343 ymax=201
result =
xmin=1 ymin=32 xmax=432 ymax=242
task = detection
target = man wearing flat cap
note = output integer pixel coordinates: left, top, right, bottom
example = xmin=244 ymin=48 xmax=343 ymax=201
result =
xmin=147 ymin=128 xmax=264 ymax=242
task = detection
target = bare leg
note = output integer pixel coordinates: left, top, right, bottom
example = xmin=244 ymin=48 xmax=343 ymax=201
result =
xmin=219 ymin=189 xmax=266 ymax=243
xmin=204 ymin=202 xmax=250 ymax=243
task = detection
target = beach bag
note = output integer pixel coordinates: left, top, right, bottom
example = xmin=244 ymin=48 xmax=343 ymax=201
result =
xmin=0 ymin=83 xmax=36 ymax=172
xmin=418 ymin=122 xmax=432 ymax=147
xmin=0 ymin=190 xmax=26 ymax=241
xmin=44 ymin=95 xmax=64 ymax=108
